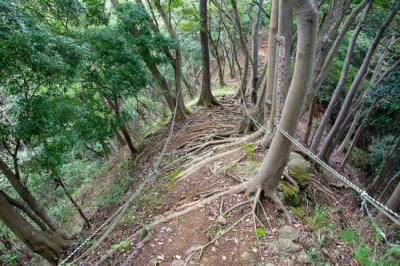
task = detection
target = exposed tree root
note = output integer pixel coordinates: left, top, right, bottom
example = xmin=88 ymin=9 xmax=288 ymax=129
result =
xmin=177 ymin=148 xmax=242 ymax=180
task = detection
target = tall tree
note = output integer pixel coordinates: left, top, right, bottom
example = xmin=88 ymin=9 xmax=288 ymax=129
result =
xmin=198 ymin=0 xmax=218 ymax=107
xmin=246 ymin=0 xmax=318 ymax=204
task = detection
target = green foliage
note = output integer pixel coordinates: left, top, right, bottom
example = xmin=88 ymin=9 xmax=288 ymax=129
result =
xmin=306 ymin=205 xmax=327 ymax=231
xmin=279 ymin=181 xmax=301 ymax=207
xmin=111 ymin=240 xmax=131 ymax=251
xmin=340 ymin=228 xmax=358 ymax=245
xmin=241 ymin=143 xmax=255 ymax=159
xmin=354 ymin=243 xmax=372 ymax=266
xmin=168 ymin=168 xmax=183 ymax=180
xmin=255 ymin=227 xmax=266 ymax=238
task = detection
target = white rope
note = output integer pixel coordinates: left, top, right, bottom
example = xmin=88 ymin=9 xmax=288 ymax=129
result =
xmin=59 ymin=101 xmax=179 ymax=265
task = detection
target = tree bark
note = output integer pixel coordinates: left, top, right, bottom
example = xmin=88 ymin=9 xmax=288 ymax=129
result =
xmin=0 ymin=191 xmax=70 ymax=265
xmin=318 ymin=7 xmax=398 ymax=161
xmin=310 ymin=1 xmax=372 ymax=153
xmin=263 ymin=0 xmax=279 ymax=130
xmin=303 ymin=100 xmax=315 ymax=145
xmin=247 ymin=0 xmax=318 ymax=198
xmin=198 ymin=0 xmax=218 ymax=107
xmin=0 ymin=158 xmax=59 ymax=232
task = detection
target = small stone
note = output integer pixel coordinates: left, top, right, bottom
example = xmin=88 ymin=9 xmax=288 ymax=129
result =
xmin=279 ymin=225 xmax=300 ymax=241
xmin=217 ymin=216 xmax=227 ymax=225
xmin=297 ymin=251 xmax=308 ymax=263
xmin=175 ymin=255 xmax=182 ymax=260
xmin=157 ymin=254 xmax=165 ymax=261
xmin=240 ymin=252 xmax=250 ymax=262
xmin=212 ymin=247 xmax=216 ymax=252
xmin=222 ymin=256 xmax=227 ymax=260
xmin=252 ymin=247 xmax=257 ymax=253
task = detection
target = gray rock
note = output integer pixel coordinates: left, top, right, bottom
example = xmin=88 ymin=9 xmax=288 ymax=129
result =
xmin=279 ymin=238 xmax=302 ymax=253
xmin=279 ymin=225 xmax=300 ymax=241
xmin=170 ymin=259 xmax=185 ymax=266
xmin=240 ymin=251 xmax=256 ymax=264
xmin=265 ymin=242 xmax=280 ymax=255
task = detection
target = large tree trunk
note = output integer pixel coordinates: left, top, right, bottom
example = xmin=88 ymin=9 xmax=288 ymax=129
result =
xmin=318 ymin=7 xmax=398 ymax=161
xmin=310 ymin=1 xmax=372 ymax=153
xmin=247 ymin=0 xmax=318 ymax=198
xmin=0 ymin=191 xmax=70 ymax=265
xmin=0 ymin=158 xmax=59 ymax=232
xmin=369 ymin=135 xmax=400 ymax=193
xmin=231 ymin=0 xmax=250 ymax=100
xmin=198 ymin=0 xmax=218 ymax=107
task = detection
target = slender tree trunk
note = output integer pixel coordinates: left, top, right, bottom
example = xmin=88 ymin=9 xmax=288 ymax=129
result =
xmin=0 ymin=158 xmax=58 ymax=232
xmin=231 ymin=0 xmax=250 ymax=100
xmin=249 ymin=0 xmax=264 ymax=103
xmin=369 ymin=135 xmax=400 ymax=193
xmin=57 ymin=178 xmax=91 ymax=226
xmin=263 ymin=0 xmax=279 ymax=128
xmin=338 ymin=112 xmax=362 ymax=154
xmin=303 ymin=100 xmax=315 ymax=145
xmin=318 ymin=7 xmax=398 ymax=161
xmin=0 ymin=191 xmax=70 ymax=265
xmin=377 ymin=178 xmax=400 ymax=221
xmin=304 ymin=0 xmax=372 ymax=112
xmin=310 ymin=1 xmax=372 ymax=153
xmin=247 ymin=0 xmax=318 ymax=199
xmin=340 ymin=120 xmax=364 ymax=169
xmin=154 ymin=0 xmax=189 ymax=118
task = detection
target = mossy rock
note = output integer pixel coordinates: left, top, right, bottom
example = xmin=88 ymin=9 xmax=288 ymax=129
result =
xmin=287 ymin=156 xmax=310 ymax=187
xmin=279 ymin=181 xmax=301 ymax=207
xmin=289 ymin=152 xmax=304 ymax=161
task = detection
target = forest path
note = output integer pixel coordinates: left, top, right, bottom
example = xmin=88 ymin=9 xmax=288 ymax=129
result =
xmin=80 ymin=90 xmax=361 ymax=266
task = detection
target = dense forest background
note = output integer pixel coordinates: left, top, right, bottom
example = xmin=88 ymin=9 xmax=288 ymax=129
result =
xmin=0 ymin=0 xmax=399 ymax=265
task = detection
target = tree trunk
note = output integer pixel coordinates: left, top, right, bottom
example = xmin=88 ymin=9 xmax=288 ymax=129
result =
xmin=0 ymin=158 xmax=59 ymax=232
xmin=318 ymin=7 xmax=398 ymax=161
xmin=340 ymin=119 xmax=364 ymax=169
xmin=369 ymin=135 xmax=400 ymax=193
xmin=198 ymin=0 xmax=218 ymax=107
xmin=154 ymin=0 xmax=189 ymax=119
xmin=0 ymin=191 xmax=70 ymax=265
xmin=310 ymin=1 xmax=372 ymax=153
xmin=263 ymin=0 xmax=279 ymax=129
xmin=247 ymin=0 xmax=318 ymax=199
xmin=338 ymin=112 xmax=361 ymax=154
xmin=57 ymin=178 xmax=91 ymax=226
xmin=377 ymin=178 xmax=400 ymax=221
xmin=304 ymin=0 xmax=372 ymax=112
xmin=249 ymin=0 xmax=264 ymax=103
xmin=231 ymin=0 xmax=250 ymax=100
xmin=303 ymin=100 xmax=314 ymax=145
